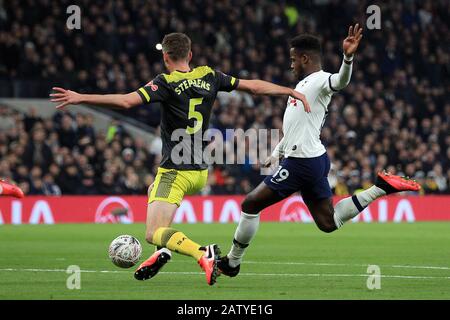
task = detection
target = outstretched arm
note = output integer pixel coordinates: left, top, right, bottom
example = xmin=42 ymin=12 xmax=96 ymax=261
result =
xmin=329 ymin=23 xmax=363 ymax=91
xmin=237 ymin=79 xmax=311 ymax=113
xmin=50 ymin=87 xmax=142 ymax=109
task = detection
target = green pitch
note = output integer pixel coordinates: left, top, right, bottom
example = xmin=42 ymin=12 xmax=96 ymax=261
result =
xmin=0 ymin=222 xmax=449 ymax=300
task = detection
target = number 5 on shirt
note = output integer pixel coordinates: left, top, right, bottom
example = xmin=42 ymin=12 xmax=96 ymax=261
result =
xmin=186 ymin=98 xmax=204 ymax=134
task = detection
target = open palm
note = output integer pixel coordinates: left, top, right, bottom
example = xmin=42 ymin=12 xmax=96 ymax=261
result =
xmin=50 ymin=87 xmax=82 ymax=109
xmin=343 ymin=23 xmax=363 ymax=56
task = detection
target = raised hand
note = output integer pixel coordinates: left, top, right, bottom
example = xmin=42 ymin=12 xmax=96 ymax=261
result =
xmin=49 ymin=87 xmax=83 ymax=109
xmin=343 ymin=23 xmax=363 ymax=57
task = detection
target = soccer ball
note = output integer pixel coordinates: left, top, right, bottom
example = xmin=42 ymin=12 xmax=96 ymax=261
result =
xmin=108 ymin=235 xmax=142 ymax=268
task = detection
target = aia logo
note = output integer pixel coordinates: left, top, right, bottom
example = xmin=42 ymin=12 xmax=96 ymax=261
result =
xmin=95 ymin=197 xmax=134 ymax=224
xmin=145 ymin=81 xmax=158 ymax=91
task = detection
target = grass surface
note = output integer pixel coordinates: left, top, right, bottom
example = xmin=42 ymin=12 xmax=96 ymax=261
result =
xmin=0 ymin=222 xmax=449 ymax=300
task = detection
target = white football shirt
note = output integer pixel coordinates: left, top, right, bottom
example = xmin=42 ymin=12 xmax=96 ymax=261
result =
xmin=272 ymin=57 xmax=353 ymax=159
xmin=273 ymin=70 xmax=334 ymax=158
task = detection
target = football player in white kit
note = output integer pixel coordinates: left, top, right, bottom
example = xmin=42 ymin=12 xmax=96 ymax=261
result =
xmin=218 ymin=24 xmax=421 ymax=277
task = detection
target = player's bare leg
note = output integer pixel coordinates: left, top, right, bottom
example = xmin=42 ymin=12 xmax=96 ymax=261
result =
xmin=135 ymin=200 xmax=220 ymax=285
xmin=144 ymin=200 xmax=178 ymax=243
xmin=303 ymin=197 xmax=337 ymax=233
xmin=218 ymin=182 xmax=286 ymax=277
xmin=242 ymin=181 xmax=286 ymax=214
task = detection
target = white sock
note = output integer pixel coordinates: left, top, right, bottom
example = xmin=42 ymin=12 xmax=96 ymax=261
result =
xmin=227 ymin=211 xmax=260 ymax=267
xmin=333 ymin=185 xmax=386 ymax=228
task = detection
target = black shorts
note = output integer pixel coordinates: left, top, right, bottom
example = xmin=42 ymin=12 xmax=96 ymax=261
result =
xmin=263 ymin=153 xmax=333 ymax=201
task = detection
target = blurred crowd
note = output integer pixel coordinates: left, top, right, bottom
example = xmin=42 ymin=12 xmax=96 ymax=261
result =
xmin=0 ymin=105 xmax=162 ymax=195
xmin=0 ymin=0 xmax=449 ymax=195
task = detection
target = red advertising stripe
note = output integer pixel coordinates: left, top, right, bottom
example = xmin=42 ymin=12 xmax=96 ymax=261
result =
xmin=0 ymin=195 xmax=449 ymax=224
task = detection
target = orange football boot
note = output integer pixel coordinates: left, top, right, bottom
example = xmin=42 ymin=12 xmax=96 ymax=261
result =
xmin=198 ymin=244 xmax=221 ymax=286
xmin=0 ymin=179 xmax=24 ymax=198
xmin=376 ymin=171 xmax=421 ymax=194
xmin=134 ymin=248 xmax=171 ymax=280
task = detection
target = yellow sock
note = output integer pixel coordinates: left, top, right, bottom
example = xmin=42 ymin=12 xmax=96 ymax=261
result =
xmin=152 ymin=227 xmax=205 ymax=261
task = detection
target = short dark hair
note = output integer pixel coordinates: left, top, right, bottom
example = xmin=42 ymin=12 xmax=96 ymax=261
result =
xmin=162 ymin=33 xmax=191 ymax=61
xmin=290 ymin=34 xmax=322 ymax=56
